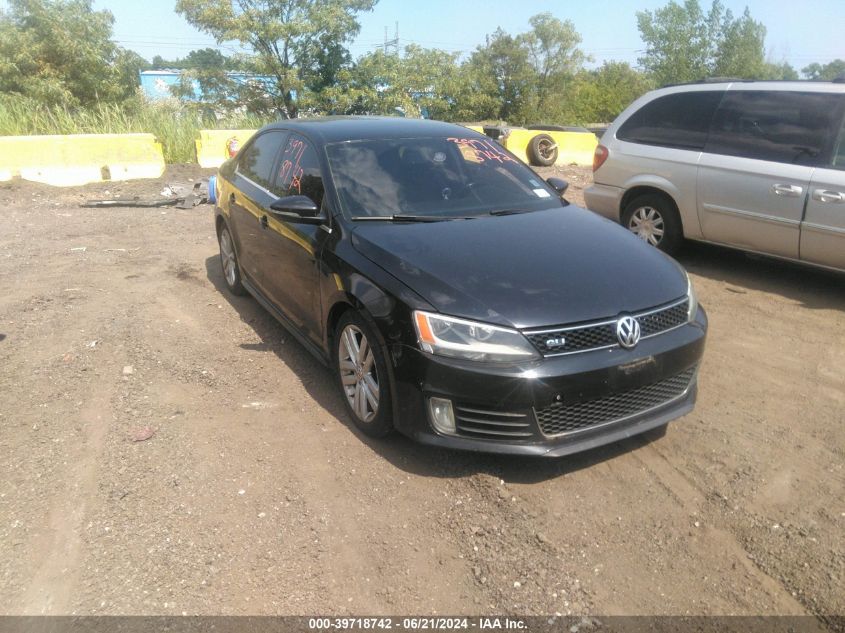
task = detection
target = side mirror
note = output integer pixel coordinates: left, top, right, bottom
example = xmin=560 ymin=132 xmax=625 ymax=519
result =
xmin=269 ymin=195 xmax=320 ymax=217
xmin=546 ymin=177 xmax=569 ymax=196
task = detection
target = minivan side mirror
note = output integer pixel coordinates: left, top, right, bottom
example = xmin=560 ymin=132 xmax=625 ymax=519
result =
xmin=269 ymin=195 xmax=321 ymax=222
xmin=546 ymin=177 xmax=569 ymax=196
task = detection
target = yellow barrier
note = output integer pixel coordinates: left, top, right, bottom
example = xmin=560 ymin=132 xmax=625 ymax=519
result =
xmin=461 ymin=125 xmax=597 ymax=167
xmin=195 ymin=129 xmax=257 ymax=168
xmin=0 ymin=133 xmax=165 ymax=187
xmin=505 ymin=129 xmax=597 ymax=167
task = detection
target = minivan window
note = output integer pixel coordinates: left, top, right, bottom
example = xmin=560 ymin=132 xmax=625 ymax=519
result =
xmin=236 ymin=131 xmax=285 ymax=190
xmin=617 ymin=91 xmax=723 ymax=150
xmin=276 ymin=133 xmax=325 ymax=206
xmin=705 ymin=91 xmax=843 ymax=165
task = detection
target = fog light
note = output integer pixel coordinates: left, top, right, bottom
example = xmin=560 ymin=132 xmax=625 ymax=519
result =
xmin=428 ymin=397 xmax=456 ymax=434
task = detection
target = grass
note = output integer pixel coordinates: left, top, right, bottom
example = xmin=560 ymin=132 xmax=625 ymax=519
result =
xmin=0 ymin=95 xmax=270 ymax=163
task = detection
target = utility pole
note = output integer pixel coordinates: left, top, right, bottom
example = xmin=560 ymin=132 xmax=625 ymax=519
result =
xmin=383 ymin=21 xmax=399 ymax=55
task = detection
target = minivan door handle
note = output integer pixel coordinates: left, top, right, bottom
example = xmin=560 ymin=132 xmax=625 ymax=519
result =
xmin=812 ymin=189 xmax=845 ymax=203
xmin=772 ymin=184 xmax=803 ymax=197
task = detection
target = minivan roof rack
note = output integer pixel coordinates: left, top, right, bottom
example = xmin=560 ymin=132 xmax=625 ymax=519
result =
xmin=661 ymin=77 xmax=844 ymax=89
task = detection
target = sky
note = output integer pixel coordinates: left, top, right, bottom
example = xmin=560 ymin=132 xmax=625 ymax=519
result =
xmin=97 ymin=0 xmax=844 ymax=72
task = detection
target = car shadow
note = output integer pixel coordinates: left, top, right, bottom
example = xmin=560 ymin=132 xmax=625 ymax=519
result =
xmin=205 ymin=256 xmax=673 ymax=484
xmin=676 ymin=241 xmax=845 ymax=311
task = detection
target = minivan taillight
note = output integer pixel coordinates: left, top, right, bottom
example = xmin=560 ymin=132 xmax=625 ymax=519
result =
xmin=593 ymin=144 xmax=609 ymax=172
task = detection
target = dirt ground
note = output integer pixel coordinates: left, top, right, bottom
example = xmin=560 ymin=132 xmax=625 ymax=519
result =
xmin=0 ymin=164 xmax=843 ymax=621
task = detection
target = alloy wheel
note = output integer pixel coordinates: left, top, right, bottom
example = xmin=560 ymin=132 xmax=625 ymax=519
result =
xmin=219 ymin=228 xmax=237 ymax=287
xmin=628 ymin=206 xmax=665 ymax=246
xmin=338 ymin=324 xmax=380 ymax=423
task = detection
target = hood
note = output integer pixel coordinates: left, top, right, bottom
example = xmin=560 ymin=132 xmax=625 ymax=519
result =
xmin=351 ymin=206 xmax=688 ymax=329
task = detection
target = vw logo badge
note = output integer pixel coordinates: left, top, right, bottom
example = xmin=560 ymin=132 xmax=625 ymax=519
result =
xmin=616 ymin=316 xmax=641 ymax=349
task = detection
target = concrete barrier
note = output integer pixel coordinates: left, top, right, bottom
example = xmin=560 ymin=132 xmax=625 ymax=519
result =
xmin=505 ymin=128 xmax=598 ymax=167
xmin=195 ymin=129 xmax=257 ymax=168
xmin=462 ymin=125 xmax=598 ymax=167
xmin=0 ymin=133 xmax=165 ymax=187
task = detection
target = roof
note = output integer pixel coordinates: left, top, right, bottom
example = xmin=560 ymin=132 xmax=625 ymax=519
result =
xmin=654 ymin=80 xmax=845 ymax=95
xmin=260 ymin=116 xmax=481 ymax=144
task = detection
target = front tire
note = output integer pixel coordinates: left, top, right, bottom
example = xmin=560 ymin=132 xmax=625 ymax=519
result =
xmin=621 ymin=194 xmax=683 ymax=255
xmin=218 ymin=223 xmax=246 ymax=296
xmin=334 ymin=311 xmax=393 ymax=438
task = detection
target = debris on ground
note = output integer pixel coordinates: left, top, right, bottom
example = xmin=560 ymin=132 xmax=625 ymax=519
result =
xmin=130 ymin=426 xmax=155 ymax=442
xmin=83 ymin=182 xmax=209 ymax=209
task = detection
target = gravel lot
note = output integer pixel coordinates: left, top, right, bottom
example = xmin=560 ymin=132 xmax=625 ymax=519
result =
xmin=0 ymin=164 xmax=842 ymax=622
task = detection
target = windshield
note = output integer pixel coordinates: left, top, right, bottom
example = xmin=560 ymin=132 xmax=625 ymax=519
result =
xmin=325 ymin=136 xmax=562 ymax=219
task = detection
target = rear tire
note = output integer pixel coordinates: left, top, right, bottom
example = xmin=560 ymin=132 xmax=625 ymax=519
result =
xmin=621 ymin=193 xmax=683 ymax=255
xmin=334 ymin=311 xmax=394 ymax=438
xmin=527 ymin=133 xmax=558 ymax=166
xmin=218 ymin=223 xmax=246 ymax=295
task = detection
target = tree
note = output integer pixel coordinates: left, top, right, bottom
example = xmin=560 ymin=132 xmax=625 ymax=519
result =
xmin=637 ymin=0 xmax=770 ymax=85
xmin=467 ymin=15 xmax=587 ymax=124
xmin=802 ymin=59 xmax=845 ymax=81
xmin=564 ymin=62 xmax=654 ymax=124
xmin=175 ymin=0 xmax=378 ymax=117
xmin=713 ymin=7 xmax=767 ymax=78
xmin=0 ymin=0 xmax=136 ymax=106
xmin=636 ymin=0 xmax=724 ymax=85
xmin=467 ymin=28 xmax=535 ymax=122
xmin=519 ymin=13 xmax=586 ymax=112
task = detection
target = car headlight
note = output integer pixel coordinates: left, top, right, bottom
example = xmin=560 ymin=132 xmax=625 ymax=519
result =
xmin=413 ymin=310 xmax=540 ymax=363
xmin=686 ymin=273 xmax=698 ymax=321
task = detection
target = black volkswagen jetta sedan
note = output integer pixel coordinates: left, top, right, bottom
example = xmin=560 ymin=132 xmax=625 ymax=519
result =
xmin=213 ymin=117 xmax=707 ymax=457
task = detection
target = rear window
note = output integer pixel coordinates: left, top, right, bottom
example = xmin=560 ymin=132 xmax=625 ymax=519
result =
xmin=236 ymin=131 xmax=285 ymax=190
xmin=617 ymin=91 xmax=723 ymax=150
xmin=705 ymin=91 xmax=843 ymax=165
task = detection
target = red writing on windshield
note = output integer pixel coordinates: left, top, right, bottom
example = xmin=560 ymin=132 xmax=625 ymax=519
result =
xmin=446 ymin=137 xmax=517 ymax=164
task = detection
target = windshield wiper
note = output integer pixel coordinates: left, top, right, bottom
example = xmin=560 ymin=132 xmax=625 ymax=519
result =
xmin=488 ymin=208 xmax=533 ymax=216
xmin=352 ymin=214 xmax=474 ymax=222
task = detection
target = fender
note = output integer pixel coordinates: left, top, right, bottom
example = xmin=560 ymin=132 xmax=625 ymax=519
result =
xmin=621 ymin=174 xmax=703 ymax=239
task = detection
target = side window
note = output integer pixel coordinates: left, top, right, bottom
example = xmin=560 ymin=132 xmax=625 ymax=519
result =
xmin=236 ymin=131 xmax=285 ymax=190
xmin=276 ymin=133 xmax=325 ymax=207
xmin=705 ymin=91 xmax=843 ymax=165
xmin=617 ymin=91 xmax=723 ymax=150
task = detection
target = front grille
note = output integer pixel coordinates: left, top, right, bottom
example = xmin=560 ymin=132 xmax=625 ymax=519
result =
xmin=524 ymin=298 xmax=689 ymax=356
xmin=638 ymin=301 xmax=689 ymax=337
xmin=454 ymin=404 xmax=534 ymax=440
xmin=535 ymin=366 xmax=697 ymax=437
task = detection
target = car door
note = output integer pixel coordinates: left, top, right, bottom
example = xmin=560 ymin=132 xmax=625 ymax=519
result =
xmin=229 ymin=130 xmax=288 ymax=290
xmin=697 ymin=89 xmax=842 ymax=259
xmin=800 ymin=104 xmax=845 ymax=270
xmin=260 ymin=132 xmax=330 ymax=345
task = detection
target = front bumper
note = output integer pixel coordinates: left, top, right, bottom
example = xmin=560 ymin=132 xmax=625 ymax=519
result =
xmin=390 ymin=307 xmax=707 ymax=457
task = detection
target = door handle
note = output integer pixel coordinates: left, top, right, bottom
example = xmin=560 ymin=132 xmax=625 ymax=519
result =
xmin=812 ymin=189 xmax=845 ymax=203
xmin=260 ymin=214 xmax=269 ymax=228
xmin=772 ymin=184 xmax=803 ymax=197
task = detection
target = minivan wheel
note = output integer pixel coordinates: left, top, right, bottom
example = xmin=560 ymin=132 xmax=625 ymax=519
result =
xmin=334 ymin=311 xmax=393 ymax=438
xmin=527 ymin=133 xmax=558 ymax=166
xmin=218 ymin=224 xmax=246 ymax=295
xmin=622 ymin=194 xmax=683 ymax=255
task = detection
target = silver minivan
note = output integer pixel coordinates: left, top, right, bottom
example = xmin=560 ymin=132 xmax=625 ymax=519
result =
xmin=585 ymin=81 xmax=845 ymax=271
